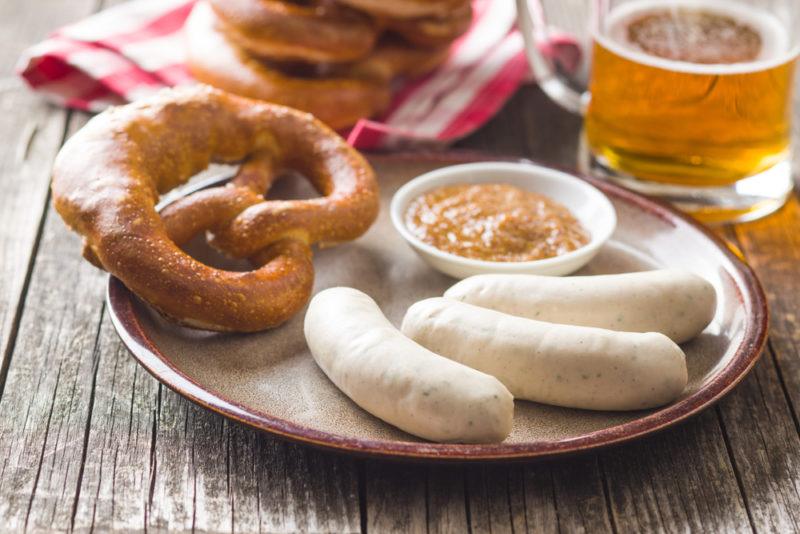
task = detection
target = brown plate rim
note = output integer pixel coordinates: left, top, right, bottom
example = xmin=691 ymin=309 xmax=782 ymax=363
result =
xmin=106 ymin=150 xmax=769 ymax=462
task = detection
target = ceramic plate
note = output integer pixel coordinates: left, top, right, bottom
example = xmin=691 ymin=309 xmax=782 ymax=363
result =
xmin=107 ymin=152 xmax=768 ymax=461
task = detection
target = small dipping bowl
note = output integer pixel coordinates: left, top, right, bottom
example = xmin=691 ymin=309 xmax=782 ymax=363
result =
xmin=390 ymin=162 xmax=617 ymax=279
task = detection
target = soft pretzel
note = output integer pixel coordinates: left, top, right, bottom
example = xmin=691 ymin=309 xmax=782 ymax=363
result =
xmin=186 ymin=2 xmax=449 ymax=130
xmin=186 ymin=2 xmax=390 ymax=130
xmin=51 ymin=85 xmax=379 ymax=332
xmin=208 ymin=0 xmax=378 ymax=63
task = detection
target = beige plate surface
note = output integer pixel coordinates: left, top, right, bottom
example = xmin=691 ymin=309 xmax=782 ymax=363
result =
xmin=107 ymin=152 xmax=767 ymax=461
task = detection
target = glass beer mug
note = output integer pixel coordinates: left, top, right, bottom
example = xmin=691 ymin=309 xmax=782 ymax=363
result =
xmin=516 ymin=0 xmax=799 ymax=223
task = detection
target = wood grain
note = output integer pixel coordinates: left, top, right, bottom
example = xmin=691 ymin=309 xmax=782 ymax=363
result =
xmin=364 ymin=461 xmax=428 ymax=533
xmin=0 ymin=115 xmax=106 ymax=531
xmin=0 ymin=0 xmax=97 ymax=401
xmin=427 ymin=465 xmax=470 ymax=533
xmin=716 ymin=201 xmax=800 ymax=533
xmin=70 ymin=314 xmax=157 ymax=532
xmin=0 ymin=0 xmax=101 ymax=528
xmin=717 ymin=349 xmax=800 ymax=533
xmin=601 ymin=411 xmax=751 ymax=533
xmin=465 ymin=463 xmax=529 ymax=534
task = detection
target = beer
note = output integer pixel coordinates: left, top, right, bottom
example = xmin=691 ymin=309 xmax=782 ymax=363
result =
xmin=585 ymin=0 xmax=796 ymax=187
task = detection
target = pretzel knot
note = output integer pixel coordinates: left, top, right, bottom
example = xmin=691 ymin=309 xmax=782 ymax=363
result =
xmin=52 ymin=86 xmax=379 ymax=332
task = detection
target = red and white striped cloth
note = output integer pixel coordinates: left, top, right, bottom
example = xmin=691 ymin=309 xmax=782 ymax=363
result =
xmin=16 ymin=0 xmax=578 ymax=149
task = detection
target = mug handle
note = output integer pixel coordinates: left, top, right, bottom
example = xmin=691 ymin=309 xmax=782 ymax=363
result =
xmin=516 ymin=0 xmax=588 ymax=115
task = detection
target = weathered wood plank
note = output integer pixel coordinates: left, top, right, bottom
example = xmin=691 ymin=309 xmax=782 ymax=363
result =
xmin=733 ymin=197 xmax=800 ymax=411
xmin=427 ymin=465 xmax=469 ymax=533
xmin=0 ymin=1 xmax=102 ymax=524
xmin=548 ymin=456 xmax=615 ymax=533
xmin=716 ymin=201 xmax=800 ymax=532
xmin=600 ymin=411 xmax=751 ymax=533
xmin=520 ymin=462 xmax=558 ymax=533
xmin=364 ymin=461 xmax=428 ymax=533
xmin=229 ymin=426 xmax=361 ymax=533
xmin=465 ymin=464 xmax=528 ymax=534
xmin=364 ymin=452 xmax=619 ymax=534
xmin=366 ymin=462 xmax=512 ymax=534
xmin=0 ymin=0 xmax=98 ymax=392
xmin=0 ymin=135 xmax=106 ymax=530
xmin=717 ymin=348 xmax=800 ymax=533
xmin=70 ymin=317 xmax=157 ymax=532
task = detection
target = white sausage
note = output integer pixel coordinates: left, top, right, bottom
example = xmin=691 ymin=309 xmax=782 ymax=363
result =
xmin=401 ymin=298 xmax=688 ymax=411
xmin=444 ymin=270 xmax=716 ymax=343
xmin=303 ymin=287 xmax=514 ymax=443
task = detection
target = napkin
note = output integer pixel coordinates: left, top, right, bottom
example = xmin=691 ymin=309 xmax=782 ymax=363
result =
xmin=16 ymin=0 xmax=578 ymax=149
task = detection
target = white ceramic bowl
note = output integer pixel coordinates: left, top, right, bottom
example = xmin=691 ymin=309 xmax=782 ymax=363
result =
xmin=390 ymin=162 xmax=617 ymax=279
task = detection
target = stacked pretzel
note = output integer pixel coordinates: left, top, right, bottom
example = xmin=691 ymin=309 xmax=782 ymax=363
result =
xmin=185 ymin=0 xmax=472 ymax=129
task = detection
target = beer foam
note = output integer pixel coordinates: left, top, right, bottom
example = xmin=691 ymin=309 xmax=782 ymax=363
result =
xmin=596 ymin=0 xmax=797 ymax=74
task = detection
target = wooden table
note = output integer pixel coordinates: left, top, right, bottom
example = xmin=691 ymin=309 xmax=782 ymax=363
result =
xmin=2 ymin=1 xmax=800 ymax=532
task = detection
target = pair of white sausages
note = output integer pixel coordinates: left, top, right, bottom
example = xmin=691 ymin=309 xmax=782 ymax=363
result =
xmin=304 ymin=287 xmax=514 ymax=443
xmin=304 ymin=270 xmax=716 ymax=443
